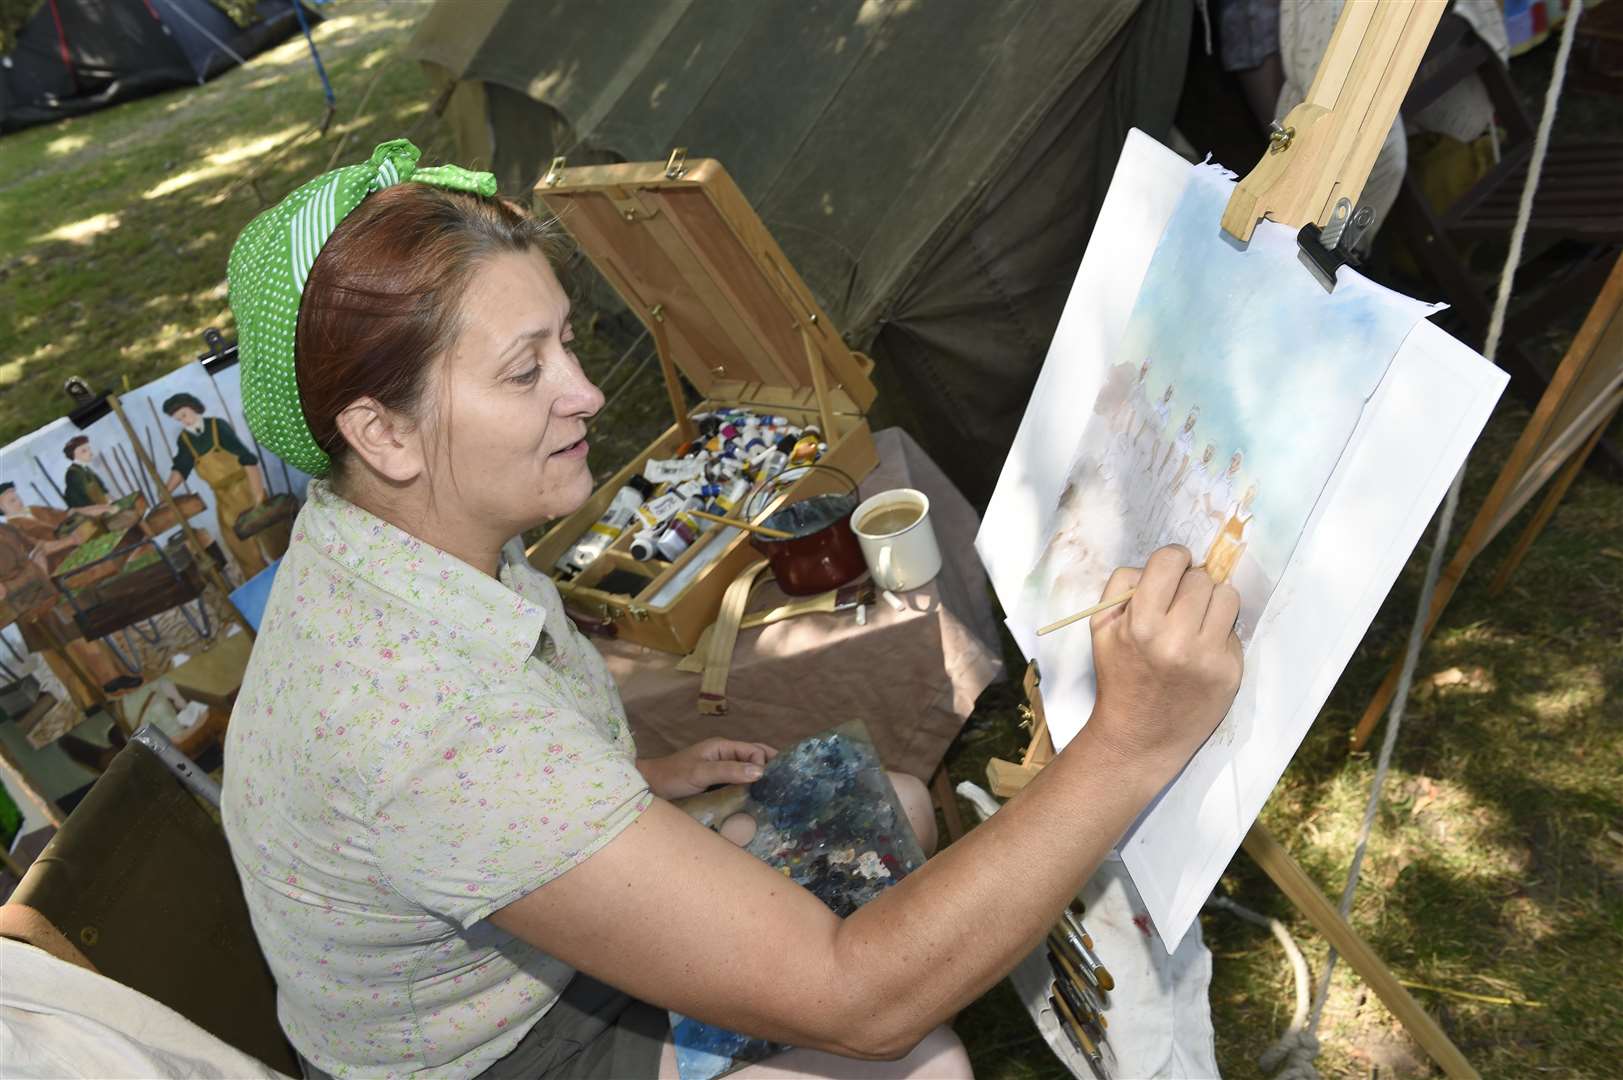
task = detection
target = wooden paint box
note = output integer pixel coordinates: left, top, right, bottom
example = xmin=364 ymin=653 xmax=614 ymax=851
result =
xmin=528 ymin=152 xmax=879 ymax=654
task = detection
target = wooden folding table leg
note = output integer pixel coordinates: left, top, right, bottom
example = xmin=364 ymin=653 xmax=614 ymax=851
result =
xmin=1242 ymin=823 xmax=1479 ymax=1079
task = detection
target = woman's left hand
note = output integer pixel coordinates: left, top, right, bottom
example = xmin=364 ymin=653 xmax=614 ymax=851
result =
xmin=637 ymin=738 xmax=778 ymax=800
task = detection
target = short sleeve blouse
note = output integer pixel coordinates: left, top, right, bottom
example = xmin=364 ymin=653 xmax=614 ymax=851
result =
xmin=222 ymin=481 xmax=651 ymax=1078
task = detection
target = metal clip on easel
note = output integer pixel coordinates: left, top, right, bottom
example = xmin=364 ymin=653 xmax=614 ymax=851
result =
xmin=1221 ymin=2 xmax=1448 ymax=293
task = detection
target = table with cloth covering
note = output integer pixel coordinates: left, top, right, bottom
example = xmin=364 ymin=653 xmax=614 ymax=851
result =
xmin=597 ymin=428 xmax=1006 ymax=787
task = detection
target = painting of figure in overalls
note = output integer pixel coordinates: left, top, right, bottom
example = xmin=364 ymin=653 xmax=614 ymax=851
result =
xmin=161 ymin=392 xmax=272 ymax=578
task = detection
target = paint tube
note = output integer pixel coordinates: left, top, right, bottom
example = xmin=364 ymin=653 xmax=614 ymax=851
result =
xmin=633 ymin=490 xmax=688 ymax=533
xmin=708 ymin=455 xmax=746 ymax=481
xmin=710 ymin=478 xmax=751 ymax=516
xmin=654 ymin=498 xmax=708 ymax=561
xmin=628 ymin=530 xmax=660 ymax=562
xmin=556 ymin=476 xmax=656 ymax=574
xmin=752 ymin=450 xmax=789 ymax=484
xmin=790 ymin=434 xmax=821 ymax=464
xmin=643 ymin=456 xmax=707 ymax=484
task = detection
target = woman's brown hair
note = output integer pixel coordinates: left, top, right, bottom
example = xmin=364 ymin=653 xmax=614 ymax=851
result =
xmin=294 ymin=184 xmax=561 ymax=478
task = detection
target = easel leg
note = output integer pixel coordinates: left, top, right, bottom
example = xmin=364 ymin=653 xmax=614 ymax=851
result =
xmin=1242 ymin=823 xmax=1478 ymax=1079
xmin=929 ymin=762 xmax=965 ymax=844
xmin=1488 ymin=401 xmax=1620 ymax=595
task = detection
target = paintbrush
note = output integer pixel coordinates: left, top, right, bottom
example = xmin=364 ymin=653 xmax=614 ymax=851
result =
xmin=1047 ymin=950 xmax=1107 ymax=1033
xmin=1036 ymin=589 xmax=1135 ymax=636
xmin=1047 ymin=933 xmax=1106 ymax=1019
xmin=1036 ymin=563 xmax=1210 ymax=637
xmin=1060 ymin=908 xmax=1115 ymax=991
xmin=1050 ymin=913 xmax=1113 ymax=995
xmin=689 ymin=508 xmax=795 ymax=540
xmin=1049 ymin=990 xmax=1106 ymax=1076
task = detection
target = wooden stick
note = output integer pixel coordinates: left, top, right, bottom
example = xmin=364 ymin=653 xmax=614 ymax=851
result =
xmin=1352 ymin=255 xmax=1623 ymax=749
xmin=689 ymin=508 xmax=794 ymax=539
xmin=1036 ymin=588 xmax=1136 ymax=636
xmin=1242 ymin=823 xmax=1479 ymax=1078
xmin=1488 ymin=396 xmax=1621 ymax=595
xmin=801 ymin=325 xmax=838 ymax=442
xmin=644 ymin=311 xmax=696 ymax=444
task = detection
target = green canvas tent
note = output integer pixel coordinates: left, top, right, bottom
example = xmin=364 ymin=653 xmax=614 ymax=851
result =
xmin=406 ymin=0 xmax=1191 ymax=503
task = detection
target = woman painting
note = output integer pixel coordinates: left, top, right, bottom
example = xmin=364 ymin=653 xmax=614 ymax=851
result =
xmin=221 ymin=140 xmax=1244 ymax=1079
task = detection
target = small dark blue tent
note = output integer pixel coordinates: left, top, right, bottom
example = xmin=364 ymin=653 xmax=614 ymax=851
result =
xmin=0 ymin=0 xmax=312 ymax=133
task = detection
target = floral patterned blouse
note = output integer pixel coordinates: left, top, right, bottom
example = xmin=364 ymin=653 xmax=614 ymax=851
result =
xmin=222 ymin=481 xmax=651 ymax=1078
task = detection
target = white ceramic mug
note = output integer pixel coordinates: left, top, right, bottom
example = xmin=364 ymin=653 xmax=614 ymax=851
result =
xmin=852 ymin=488 xmax=941 ymax=592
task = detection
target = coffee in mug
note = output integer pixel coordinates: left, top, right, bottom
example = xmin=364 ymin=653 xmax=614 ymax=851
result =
xmin=857 ymin=502 xmax=924 ymax=536
xmin=852 ymin=488 xmax=941 ymax=592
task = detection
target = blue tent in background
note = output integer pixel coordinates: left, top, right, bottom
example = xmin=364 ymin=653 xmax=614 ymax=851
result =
xmin=0 ymin=0 xmax=315 ymax=133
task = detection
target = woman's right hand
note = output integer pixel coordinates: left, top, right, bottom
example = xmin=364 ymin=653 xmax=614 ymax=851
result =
xmin=1086 ymin=544 xmax=1244 ymax=783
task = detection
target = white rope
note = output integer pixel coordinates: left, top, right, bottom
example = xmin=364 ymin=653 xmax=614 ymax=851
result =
xmin=1272 ymin=6 xmax=1585 ymax=1070
xmin=1207 ymin=895 xmax=1319 ymax=1077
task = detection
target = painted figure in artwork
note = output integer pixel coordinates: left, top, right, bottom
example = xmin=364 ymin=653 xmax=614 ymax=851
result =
xmin=1151 ymin=405 xmax=1199 ymax=483
xmin=1203 ymin=481 xmax=1259 ymax=584
xmin=1131 ymin=383 xmax=1176 ymax=458
xmin=0 ymin=480 xmax=69 ymax=544
xmin=162 ymin=392 xmax=269 ymax=578
xmin=0 ymin=481 xmax=139 ymax=697
xmin=1163 ymin=443 xmax=1217 ymax=545
xmin=1110 ymin=359 xmax=1153 ymax=436
xmin=62 ymin=435 xmax=113 ymax=510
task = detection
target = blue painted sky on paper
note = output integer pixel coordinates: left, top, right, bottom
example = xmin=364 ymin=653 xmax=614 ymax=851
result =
xmin=1113 ymin=171 xmax=1427 ymax=575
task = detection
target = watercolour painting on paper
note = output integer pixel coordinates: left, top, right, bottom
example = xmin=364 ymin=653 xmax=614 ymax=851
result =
xmin=1014 ymin=165 xmax=1436 ymax=748
xmin=977 ymin=132 xmax=1505 ymax=942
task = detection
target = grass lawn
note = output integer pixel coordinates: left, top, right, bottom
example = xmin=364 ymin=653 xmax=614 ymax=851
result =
xmin=3 ymin=4 xmax=1618 ymax=1077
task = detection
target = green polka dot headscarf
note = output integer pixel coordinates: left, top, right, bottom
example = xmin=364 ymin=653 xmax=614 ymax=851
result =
xmin=227 ymin=138 xmax=497 ymax=477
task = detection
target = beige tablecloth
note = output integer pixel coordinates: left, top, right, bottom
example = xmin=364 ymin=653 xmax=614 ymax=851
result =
xmin=597 ymin=428 xmax=1005 ymax=779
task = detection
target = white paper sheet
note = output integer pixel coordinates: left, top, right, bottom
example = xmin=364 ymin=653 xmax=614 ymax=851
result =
xmin=977 ymin=130 xmax=1507 ymax=942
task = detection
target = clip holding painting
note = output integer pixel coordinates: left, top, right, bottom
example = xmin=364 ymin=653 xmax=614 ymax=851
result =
xmin=1296 ymin=199 xmax=1378 ymax=293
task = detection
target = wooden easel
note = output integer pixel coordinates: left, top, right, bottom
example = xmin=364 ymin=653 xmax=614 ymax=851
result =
xmin=1352 ymin=254 xmax=1623 ymax=749
xmin=987 ymin=3 xmax=1482 ymax=1076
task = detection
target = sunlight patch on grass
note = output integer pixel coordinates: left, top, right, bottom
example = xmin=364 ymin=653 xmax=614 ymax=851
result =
xmin=46 ymin=133 xmax=91 ymax=156
xmin=36 ymin=212 xmax=121 ymax=244
xmin=142 ymin=126 xmax=307 ymax=199
xmin=1517 ymin=663 xmax=1605 ymax=720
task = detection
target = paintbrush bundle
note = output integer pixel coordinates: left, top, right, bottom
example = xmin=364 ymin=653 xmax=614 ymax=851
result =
xmin=1045 ymin=901 xmax=1115 ymax=1077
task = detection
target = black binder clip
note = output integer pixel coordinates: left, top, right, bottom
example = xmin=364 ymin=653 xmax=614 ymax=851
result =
xmin=1297 ymin=199 xmax=1376 ymax=293
xmin=198 ymin=327 xmax=239 ymax=373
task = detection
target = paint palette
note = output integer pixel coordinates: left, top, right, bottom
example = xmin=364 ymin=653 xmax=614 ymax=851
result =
xmin=670 ymin=721 xmax=925 ymax=1080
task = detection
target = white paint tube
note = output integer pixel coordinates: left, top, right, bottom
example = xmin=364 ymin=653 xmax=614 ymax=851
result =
xmin=556 ymin=477 xmax=655 ymax=574
xmin=633 ymin=490 xmax=688 ymax=533
xmin=643 ymin=456 xmax=707 ymax=484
